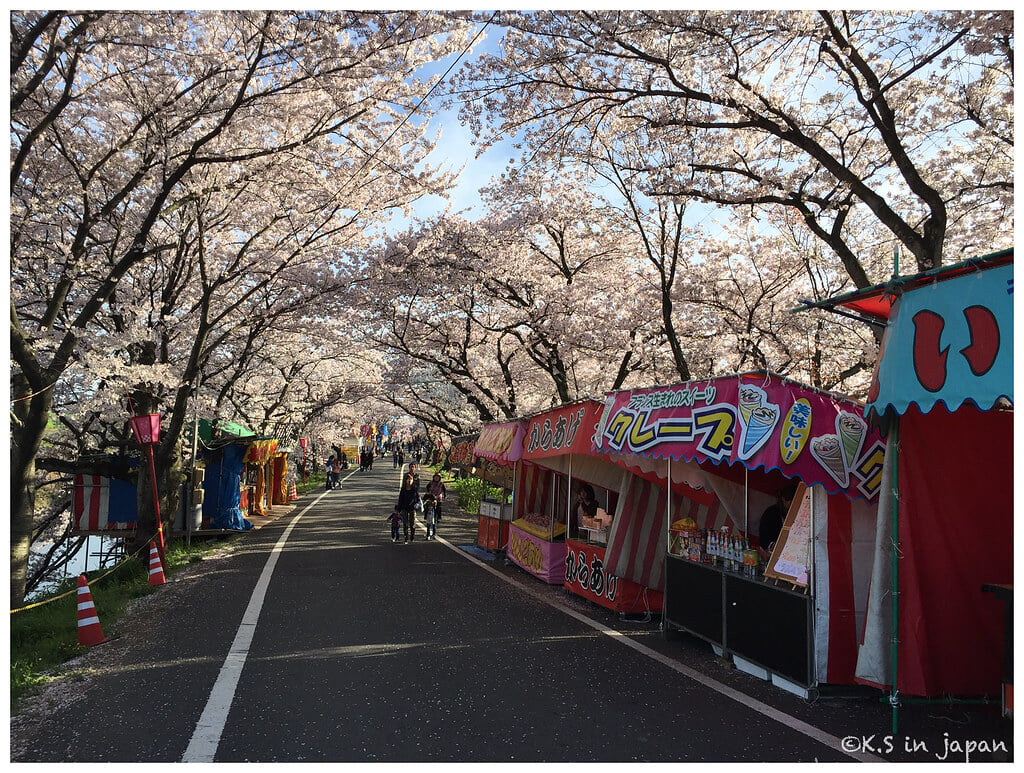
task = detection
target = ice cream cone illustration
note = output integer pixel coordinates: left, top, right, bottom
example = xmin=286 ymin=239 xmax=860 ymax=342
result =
xmin=836 ymin=412 xmax=867 ymax=471
xmin=740 ymin=405 xmax=780 ymax=459
xmin=738 ymin=386 xmax=765 ymax=424
xmin=810 ymin=434 xmax=849 ymax=487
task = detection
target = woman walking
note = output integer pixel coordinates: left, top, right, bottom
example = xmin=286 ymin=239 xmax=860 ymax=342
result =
xmin=396 ymin=473 xmax=419 ymax=543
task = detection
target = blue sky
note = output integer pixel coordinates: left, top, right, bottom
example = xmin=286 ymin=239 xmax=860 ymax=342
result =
xmin=397 ymin=18 xmax=514 ymax=227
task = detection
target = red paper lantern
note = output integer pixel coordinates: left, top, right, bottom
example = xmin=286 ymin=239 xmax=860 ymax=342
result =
xmin=129 ymin=413 xmax=161 ymax=446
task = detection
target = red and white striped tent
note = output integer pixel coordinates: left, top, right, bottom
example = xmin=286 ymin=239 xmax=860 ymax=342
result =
xmin=73 ymin=473 xmax=138 ymax=532
xmin=592 ymin=372 xmax=884 ymax=687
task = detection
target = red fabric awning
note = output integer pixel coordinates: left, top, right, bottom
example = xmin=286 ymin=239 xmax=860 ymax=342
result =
xmin=522 ymin=400 xmax=606 ymax=460
xmin=798 ymin=248 xmax=1012 ymax=323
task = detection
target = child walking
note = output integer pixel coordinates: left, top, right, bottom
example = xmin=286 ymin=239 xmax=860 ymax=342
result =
xmin=422 ymin=493 xmax=437 ymax=540
xmin=385 ymin=510 xmax=402 ymax=543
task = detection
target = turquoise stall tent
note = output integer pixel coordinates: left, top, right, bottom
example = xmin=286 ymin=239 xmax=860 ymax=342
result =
xmin=800 ymin=248 xmax=1013 ymax=725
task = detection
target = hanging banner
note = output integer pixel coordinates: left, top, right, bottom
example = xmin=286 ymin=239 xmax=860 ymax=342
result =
xmin=242 ymin=439 xmax=279 ymax=465
xmin=593 ymin=373 xmax=884 ymax=501
xmin=866 ymin=262 xmax=1013 ymax=418
xmin=523 ymin=400 xmax=605 ymax=460
xmin=474 ymin=421 xmax=526 ymax=465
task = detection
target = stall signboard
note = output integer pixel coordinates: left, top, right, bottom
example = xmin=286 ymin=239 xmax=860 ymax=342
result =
xmin=243 ymin=438 xmax=279 ymax=465
xmin=593 ymin=373 xmax=884 ymax=501
xmin=474 ymin=421 xmax=526 ymax=465
xmin=866 ymin=261 xmax=1013 ymax=418
xmin=764 ymin=483 xmax=811 ymax=586
xmin=523 ymin=400 xmax=605 ymax=460
xmin=564 ymin=539 xmax=664 ymax=613
xmin=507 ymin=522 xmax=567 ymax=584
xmin=448 ymin=434 xmax=479 ymax=469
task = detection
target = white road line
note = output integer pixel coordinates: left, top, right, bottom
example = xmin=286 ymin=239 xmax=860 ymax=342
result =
xmin=442 ymin=538 xmax=882 ymax=763
xmin=181 ymin=491 xmax=327 ymax=763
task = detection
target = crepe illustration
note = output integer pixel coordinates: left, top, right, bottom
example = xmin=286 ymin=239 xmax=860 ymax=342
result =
xmin=836 ymin=411 xmax=867 ymax=471
xmin=740 ymin=405 xmax=780 ymax=459
xmin=810 ymin=433 xmax=849 ymax=487
xmin=738 ymin=386 xmax=765 ymax=424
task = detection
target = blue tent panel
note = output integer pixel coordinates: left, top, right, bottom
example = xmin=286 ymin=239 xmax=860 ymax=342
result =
xmin=202 ymin=443 xmax=254 ymax=530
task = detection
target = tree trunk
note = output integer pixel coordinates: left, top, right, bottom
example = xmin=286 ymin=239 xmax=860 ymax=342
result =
xmin=661 ymin=284 xmax=691 ymax=383
xmin=10 ymin=374 xmax=53 ymax=608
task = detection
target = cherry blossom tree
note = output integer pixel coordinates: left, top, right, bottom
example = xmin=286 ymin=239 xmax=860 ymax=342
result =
xmin=10 ymin=9 xmax=475 ymax=605
xmin=453 ymin=10 xmax=1013 ymax=282
xmin=359 ymin=172 xmax=674 ymax=435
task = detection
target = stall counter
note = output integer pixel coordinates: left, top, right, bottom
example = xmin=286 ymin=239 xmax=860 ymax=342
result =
xmin=665 ymin=553 xmax=813 ymax=687
xmin=507 ymin=520 xmax=566 ymax=584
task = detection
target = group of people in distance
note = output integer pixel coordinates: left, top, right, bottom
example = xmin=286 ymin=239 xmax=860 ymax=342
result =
xmin=324 ymin=452 xmax=347 ymax=490
xmin=389 ymin=463 xmax=448 ymax=544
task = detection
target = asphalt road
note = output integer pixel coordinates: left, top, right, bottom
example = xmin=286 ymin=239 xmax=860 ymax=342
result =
xmin=11 ymin=464 xmax=1013 ymax=763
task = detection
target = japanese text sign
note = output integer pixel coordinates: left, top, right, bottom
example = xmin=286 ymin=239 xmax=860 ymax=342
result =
xmin=593 ymin=375 xmax=884 ymax=501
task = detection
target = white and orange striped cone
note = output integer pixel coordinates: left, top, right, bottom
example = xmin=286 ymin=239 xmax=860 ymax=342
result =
xmin=76 ymin=574 xmax=107 ymax=647
xmin=288 ymin=482 xmax=297 ymax=501
xmin=147 ymin=541 xmax=167 ymax=586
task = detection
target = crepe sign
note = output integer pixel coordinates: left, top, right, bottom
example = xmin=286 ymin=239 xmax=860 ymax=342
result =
xmin=593 ymin=375 xmax=884 ymax=501
xmin=523 ymin=400 xmax=605 ymax=460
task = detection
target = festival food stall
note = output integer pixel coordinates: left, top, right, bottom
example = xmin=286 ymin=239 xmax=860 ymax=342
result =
xmin=199 ymin=427 xmax=278 ymax=530
xmin=471 ymin=423 xmax=523 ymax=552
xmin=517 ymin=400 xmax=664 ymax=613
xmin=201 ymin=440 xmax=255 ymax=531
xmin=592 ymin=372 xmax=885 ymax=692
xmin=807 ymin=249 xmax=1013 ymax=720
xmin=271 ymin=448 xmax=291 ymax=505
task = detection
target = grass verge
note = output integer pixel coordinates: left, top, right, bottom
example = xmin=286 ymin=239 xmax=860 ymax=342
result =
xmin=10 ymin=535 xmax=240 ymax=711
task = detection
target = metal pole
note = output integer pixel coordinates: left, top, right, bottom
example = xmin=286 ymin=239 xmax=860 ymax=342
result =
xmin=664 ymin=457 xmax=671 ymax=629
xmin=744 ymin=467 xmax=749 ymax=536
xmin=566 ymin=457 xmax=573 ymax=541
xmin=890 ymin=421 xmax=901 ymax=736
xmin=146 ymin=444 xmax=165 ymax=564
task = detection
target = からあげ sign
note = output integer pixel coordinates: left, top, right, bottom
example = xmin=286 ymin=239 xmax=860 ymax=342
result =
xmin=523 ymin=400 xmax=605 ymax=460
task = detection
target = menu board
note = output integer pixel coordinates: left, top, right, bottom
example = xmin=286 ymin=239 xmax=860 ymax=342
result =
xmin=764 ymin=483 xmax=811 ymax=588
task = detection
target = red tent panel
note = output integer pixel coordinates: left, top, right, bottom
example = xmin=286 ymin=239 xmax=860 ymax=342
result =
xmin=895 ymin=403 xmax=1012 ymax=697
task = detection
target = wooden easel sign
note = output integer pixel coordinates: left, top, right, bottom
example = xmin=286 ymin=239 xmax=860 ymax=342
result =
xmin=764 ymin=482 xmax=810 ymax=590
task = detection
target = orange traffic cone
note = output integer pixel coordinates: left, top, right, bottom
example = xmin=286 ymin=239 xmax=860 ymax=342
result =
xmin=147 ymin=541 xmax=166 ymax=586
xmin=288 ymin=482 xmax=297 ymax=501
xmin=76 ymin=574 xmax=107 ymax=647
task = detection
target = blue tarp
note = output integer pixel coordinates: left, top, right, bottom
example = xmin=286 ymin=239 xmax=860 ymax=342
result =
xmin=202 ymin=443 xmax=254 ymax=530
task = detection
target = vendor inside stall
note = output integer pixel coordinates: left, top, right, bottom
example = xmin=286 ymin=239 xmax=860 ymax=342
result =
xmin=757 ymin=481 xmax=798 ymax=560
xmin=572 ymin=482 xmax=615 ymax=544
